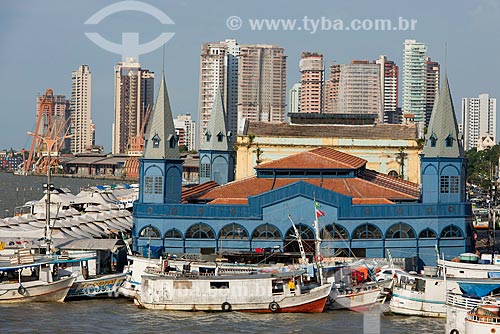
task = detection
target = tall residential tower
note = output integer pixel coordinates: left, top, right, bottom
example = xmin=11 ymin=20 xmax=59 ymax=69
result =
xmin=462 ymin=94 xmax=497 ymax=151
xmin=112 ymin=58 xmax=154 ymax=155
xmin=299 ymin=52 xmax=324 ymax=113
xmin=198 ymin=39 xmax=240 ymax=147
xmin=70 ymin=65 xmax=92 ymax=154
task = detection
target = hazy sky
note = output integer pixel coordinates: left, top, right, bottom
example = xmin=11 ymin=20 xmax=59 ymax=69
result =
xmin=0 ymin=0 xmax=499 ymax=152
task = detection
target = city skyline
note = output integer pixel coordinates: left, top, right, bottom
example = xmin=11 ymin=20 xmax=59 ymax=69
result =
xmin=1 ymin=0 xmax=499 ymax=151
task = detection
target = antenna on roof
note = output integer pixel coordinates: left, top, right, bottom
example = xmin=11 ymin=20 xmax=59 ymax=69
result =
xmin=444 ymin=42 xmax=448 ymax=74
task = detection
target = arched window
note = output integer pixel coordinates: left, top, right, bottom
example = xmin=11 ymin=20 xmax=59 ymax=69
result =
xmin=219 ymin=223 xmax=249 ymax=239
xmin=164 ymin=228 xmax=183 ymax=239
xmin=285 ymin=224 xmax=315 ymax=240
xmin=139 ymin=225 xmax=161 ymax=238
xmin=352 ymin=223 xmax=382 ymax=239
xmin=321 ymin=224 xmax=349 ymax=240
xmin=445 ymin=135 xmax=454 ymax=147
xmin=441 ymin=225 xmax=463 ymax=238
xmin=386 ymin=223 xmax=415 ymax=239
xmin=252 ymin=224 xmax=282 ymax=240
xmin=419 ymin=228 xmax=437 ymax=239
xmin=429 ymin=134 xmax=437 ymax=147
xmin=185 ymin=223 xmax=215 ymax=239
xmin=388 ymin=170 xmax=399 ymax=178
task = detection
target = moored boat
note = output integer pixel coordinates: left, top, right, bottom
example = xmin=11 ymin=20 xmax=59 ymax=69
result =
xmin=0 ymin=256 xmax=76 ymax=303
xmin=135 ymin=269 xmax=332 ymax=313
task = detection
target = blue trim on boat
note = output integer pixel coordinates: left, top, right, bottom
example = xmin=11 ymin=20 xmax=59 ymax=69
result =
xmin=392 ymin=293 xmax=445 ymax=305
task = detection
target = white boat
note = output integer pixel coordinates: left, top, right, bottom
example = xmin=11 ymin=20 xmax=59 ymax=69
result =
xmin=465 ymin=302 xmax=500 ymax=334
xmin=0 ymin=256 xmax=76 ymax=303
xmin=389 ymin=273 xmax=460 ymax=317
xmin=324 ymin=264 xmax=381 ymax=311
xmin=118 ymin=255 xmax=162 ymax=298
xmin=136 ymin=269 xmax=332 ymax=313
xmin=438 ymin=254 xmax=500 ymax=279
xmin=328 ymin=282 xmax=381 ymax=311
xmin=446 ymin=292 xmax=483 ymax=334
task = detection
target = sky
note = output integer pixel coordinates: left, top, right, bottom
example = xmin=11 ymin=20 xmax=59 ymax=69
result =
xmin=0 ymin=0 xmax=499 ymax=152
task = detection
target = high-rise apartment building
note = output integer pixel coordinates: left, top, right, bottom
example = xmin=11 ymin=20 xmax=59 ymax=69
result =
xmin=335 ymin=61 xmax=382 ymax=121
xmin=112 ymin=57 xmax=154 ymax=155
xmin=324 ymin=64 xmax=341 ymax=113
xmin=402 ymin=40 xmax=427 ymax=125
xmin=425 ymin=57 xmax=440 ymax=127
xmin=288 ymin=83 xmax=301 ymax=114
xmin=375 ymin=56 xmax=399 ymax=124
xmin=174 ymin=114 xmax=197 ymax=152
xmin=70 ymin=65 xmax=92 ymax=154
xmin=299 ymin=52 xmax=324 ymax=113
xmin=237 ymin=44 xmax=287 ymax=124
xmin=198 ymin=39 xmax=240 ymax=147
xmin=462 ymin=94 xmax=497 ymax=151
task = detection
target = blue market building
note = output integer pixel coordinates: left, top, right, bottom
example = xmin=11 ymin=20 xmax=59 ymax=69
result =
xmin=132 ymin=70 xmax=473 ymax=267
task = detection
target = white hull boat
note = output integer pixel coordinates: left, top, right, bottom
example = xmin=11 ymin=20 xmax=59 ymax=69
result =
xmin=136 ymin=270 xmax=332 ymax=313
xmin=328 ymin=284 xmax=381 ymax=311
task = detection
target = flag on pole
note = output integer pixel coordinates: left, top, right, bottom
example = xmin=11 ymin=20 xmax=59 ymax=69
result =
xmin=315 ymin=208 xmax=325 ymax=218
xmin=314 ymin=201 xmax=325 ymax=218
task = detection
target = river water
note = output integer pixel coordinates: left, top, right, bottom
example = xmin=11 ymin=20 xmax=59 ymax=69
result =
xmin=0 ymin=172 xmax=444 ymax=333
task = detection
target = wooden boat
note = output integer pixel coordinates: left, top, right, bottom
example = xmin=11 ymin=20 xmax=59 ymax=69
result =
xmin=135 ymin=269 xmax=332 ymax=313
xmin=465 ymin=302 xmax=500 ymax=334
xmin=0 ymin=258 xmax=76 ymax=303
xmin=328 ymin=282 xmax=381 ymax=312
xmin=51 ymin=253 xmax=127 ymax=299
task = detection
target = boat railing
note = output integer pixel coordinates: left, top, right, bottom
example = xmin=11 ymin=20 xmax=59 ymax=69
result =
xmin=446 ymin=292 xmax=482 ymax=309
xmin=467 ymin=310 xmax=500 ymax=324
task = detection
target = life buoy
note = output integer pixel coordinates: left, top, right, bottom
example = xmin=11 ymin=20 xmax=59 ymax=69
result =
xmin=269 ymin=301 xmax=280 ymax=313
xmin=18 ymin=285 xmax=27 ymax=295
xmin=221 ymin=302 xmax=232 ymax=312
xmin=314 ymin=254 xmax=324 ymax=262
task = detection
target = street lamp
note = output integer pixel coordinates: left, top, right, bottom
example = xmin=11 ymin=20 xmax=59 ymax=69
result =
xmin=27 ymin=132 xmax=73 ymax=254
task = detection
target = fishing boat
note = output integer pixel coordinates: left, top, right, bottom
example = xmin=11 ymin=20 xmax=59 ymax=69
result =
xmin=0 ymin=251 xmax=76 ymax=303
xmin=465 ymin=301 xmax=500 ymax=334
xmin=438 ymin=253 xmax=500 ymax=279
xmin=53 ymin=254 xmax=127 ymax=299
xmin=328 ymin=282 xmax=381 ymax=312
xmin=135 ymin=200 xmax=333 ymax=312
xmin=135 ymin=268 xmax=332 ymax=313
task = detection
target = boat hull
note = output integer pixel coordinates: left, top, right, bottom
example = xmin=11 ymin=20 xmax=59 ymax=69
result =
xmin=0 ymin=276 xmax=76 ymax=303
xmin=390 ymin=289 xmax=445 ymax=317
xmin=66 ymin=272 xmax=127 ymax=299
xmin=136 ymin=274 xmax=332 ymax=313
xmin=465 ymin=318 xmax=500 ymax=334
xmin=328 ymin=286 xmax=381 ymax=312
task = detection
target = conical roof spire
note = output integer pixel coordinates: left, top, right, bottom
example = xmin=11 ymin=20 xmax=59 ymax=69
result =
xmin=423 ymin=74 xmax=464 ymax=158
xmin=200 ymin=90 xmax=230 ymax=151
xmin=144 ymin=70 xmax=179 ymax=159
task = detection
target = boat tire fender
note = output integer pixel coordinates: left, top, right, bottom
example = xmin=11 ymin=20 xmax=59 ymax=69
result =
xmin=221 ymin=302 xmax=232 ymax=312
xmin=18 ymin=285 xmax=27 ymax=295
xmin=449 ymin=330 xmax=459 ymax=334
xmin=269 ymin=301 xmax=280 ymax=312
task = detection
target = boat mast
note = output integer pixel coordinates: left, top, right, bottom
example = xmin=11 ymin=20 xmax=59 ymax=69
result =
xmin=287 ymin=214 xmax=307 ymax=264
xmin=313 ymin=200 xmax=324 ymax=285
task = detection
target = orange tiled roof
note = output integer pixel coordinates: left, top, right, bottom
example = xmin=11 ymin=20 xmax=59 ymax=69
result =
xmin=352 ymin=198 xmax=394 ymax=205
xmin=199 ymin=176 xmax=418 ymax=203
xmin=257 ymin=147 xmax=366 ymax=170
xmin=181 ymin=181 xmax=219 ymax=203
xmin=208 ymin=198 xmax=249 ymax=205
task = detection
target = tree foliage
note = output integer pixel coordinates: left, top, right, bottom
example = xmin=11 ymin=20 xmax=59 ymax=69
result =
xmin=466 ymin=145 xmax=500 ymax=190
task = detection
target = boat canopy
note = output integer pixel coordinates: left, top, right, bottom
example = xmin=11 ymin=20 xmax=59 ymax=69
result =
xmin=458 ymin=281 xmax=500 ymax=297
